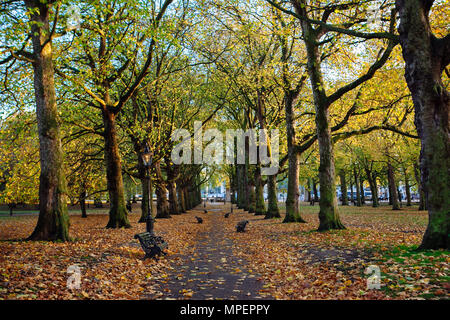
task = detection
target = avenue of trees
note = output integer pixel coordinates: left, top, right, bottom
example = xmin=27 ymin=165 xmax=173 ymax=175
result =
xmin=0 ymin=0 xmax=448 ymax=249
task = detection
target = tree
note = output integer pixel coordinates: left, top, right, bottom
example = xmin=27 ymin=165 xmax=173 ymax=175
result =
xmin=1 ymin=0 xmax=70 ymax=240
xmin=57 ymin=0 xmax=173 ymax=228
xmin=395 ymin=0 xmax=449 ymax=249
xmin=267 ymin=0 xmax=416 ymax=230
xmin=290 ymin=0 xmax=396 ymax=230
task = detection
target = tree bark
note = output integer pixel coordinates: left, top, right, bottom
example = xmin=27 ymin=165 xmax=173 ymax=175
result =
xmin=177 ymin=184 xmax=186 ymax=213
xmin=265 ymin=174 xmax=280 ymax=219
xmin=230 ymin=169 xmax=236 ymax=204
xmin=354 ymin=167 xmax=362 ymax=207
xmin=167 ymin=180 xmax=180 ymax=215
xmin=365 ymin=167 xmax=379 ymax=207
xmin=166 ymin=160 xmax=180 ymax=215
xmin=295 ymin=0 xmax=344 ymax=231
xmin=247 ymin=181 xmax=256 ymax=214
xmin=403 ymin=167 xmax=412 ymax=206
xmin=413 ymin=161 xmax=426 ymax=210
xmin=80 ymin=191 xmax=87 ymax=218
xmin=387 ymin=162 xmax=400 ymax=210
xmin=360 ymin=178 xmax=365 ymax=205
xmin=155 ymin=162 xmax=170 ymax=218
xmin=236 ymin=164 xmax=244 ymax=209
xmin=254 ymin=166 xmax=266 ymax=215
xmin=372 ymin=173 xmax=379 ymax=207
xmin=156 ymin=183 xmax=170 ymax=218
xmin=103 ymin=110 xmax=131 ymax=228
xmin=183 ymin=186 xmax=191 ymax=210
xmin=398 ymin=187 xmax=403 ymax=208
xmin=139 ymin=175 xmax=150 ymax=223
xmin=396 ymin=0 xmax=449 ymax=249
xmin=243 ymin=140 xmax=251 ymax=211
xmin=284 ymin=91 xmax=306 ymax=222
xmin=309 ymin=178 xmax=315 ymax=206
xmin=283 ymin=152 xmax=306 ymax=222
xmin=26 ymin=0 xmax=70 ymax=241
xmin=339 ymin=170 xmax=349 ymax=205
xmin=312 ymin=180 xmax=319 ymax=203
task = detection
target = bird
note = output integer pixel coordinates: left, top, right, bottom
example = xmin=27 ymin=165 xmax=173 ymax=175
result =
xmin=236 ymin=220 xmax=249 ymax=232
xmin=203 ymin=209 xmax=208 ymax=213
xmin=224 ymin=212 xmax=230 ymax=218
xmin=195 ymin=216 xmax=203 ymax=224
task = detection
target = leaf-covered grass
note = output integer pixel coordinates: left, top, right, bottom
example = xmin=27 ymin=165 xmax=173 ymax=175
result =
xmin=376 ymin=245 xmax=449 ymax=299
xmin=228 ymin=203 xmax=448 ymax=300
xmin=0 ymin=206 xmax=207 ymax=299
xmin=0 ymin=203 xmax=448 ymax=300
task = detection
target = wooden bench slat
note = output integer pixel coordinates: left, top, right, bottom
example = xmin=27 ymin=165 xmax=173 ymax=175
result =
xmin=134 ymin=232 xmax=168 ymax=259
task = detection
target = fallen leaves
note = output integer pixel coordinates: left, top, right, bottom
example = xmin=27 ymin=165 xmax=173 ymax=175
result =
xmin=225 ymin=205 xmax=449 ymax=300
xmin=0 ymin=204 xmax=448 ymax=300
xmin=0 ymin=210 xmax=205 ymax=300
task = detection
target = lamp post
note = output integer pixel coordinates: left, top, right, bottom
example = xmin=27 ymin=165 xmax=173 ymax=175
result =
xmin=142 ymin=144 xmax=154 ymax=235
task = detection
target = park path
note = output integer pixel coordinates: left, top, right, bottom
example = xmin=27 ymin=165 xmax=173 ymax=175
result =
xmin=142 ymin=205 xmax=271 ymax=300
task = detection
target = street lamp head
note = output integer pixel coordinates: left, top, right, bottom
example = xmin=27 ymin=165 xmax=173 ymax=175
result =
xmin=142 ymin=144 xmax=153 ymax=167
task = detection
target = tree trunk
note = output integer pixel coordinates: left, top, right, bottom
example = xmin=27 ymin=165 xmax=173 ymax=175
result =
xmin=312 ymin=180 xmax=319 ymax=203
xmin=398 ymin=187 xmax=403 ymax=208
xmin=396 ymin=0 xmax=449 ymax=249
xmin=283 ymin=88 xmax=306 ymax=222
xmin=283 ymin=152 xmax=306 ymax=222
xmin=372 ymin=173 xmax=379 ymax=207
xmin=354 ymin=167 xmax=362 ymax=207
xmin=413 ymin=161 xmax=426 ymax=210
xmin=247 ymin=183 xmax=256 ymax=213
xmin=387 ymin=162 xmax=400 ymax=210
xmin=315 ymin=114 xmax=344 ymax=231
xmin=365 ymin=168 xmax=379 ymax=207
xmin=167 ymin=180 xmax=180 ymax=215
xmin=103 ymin=110 xmax=131 ymax=228
xmin=166 ymin=160 xmax=180 ymax=215
xmin=254 ymin=166 xmax=265 ymax=215
xmin=236 ymin=165 xmax=244 ymax=209
xmin=177 ymin=184 xmax=186 ymax=213
xmin=156 ymin=183 xmax=170 ymax=218
xmin=230 ymin=170 xmax=236 ymax=204
xmin=308 ymin=178 xmax=314 ymax=205
xmin=339 ymin=170 xmax=349 ymax=205
xmin=26 ymin=0 xmax=70 ymax=241
xmin=388 ymin=183 xmax=393 ymax=205
xmin=139 ymin=175 xmax=150 ymax=223
xmin=265 ymin=174 xmax=280 ymax=219
xmin=182 ymin=186 xmax=190 ymax=211
xmin=155 ymin=162 xmax=170 ymax=218
xmin=298 ymin=4 xmax=343 ymax=231
xmin=360 ymin=179 xmax=365 ymax=205
xmin=243 ymin=143 xmax=251 ymax=211
xmin=350 ymin=182 xmax=354 ymax=205
xmin=80 ymin=191 xmax=87 ymax=218
xmin=403 ymin=167 xmax=412 ymax=206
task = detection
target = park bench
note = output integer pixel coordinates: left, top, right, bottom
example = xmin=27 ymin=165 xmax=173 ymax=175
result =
xmin=134 ymin=232 xmax=168 ymax=259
